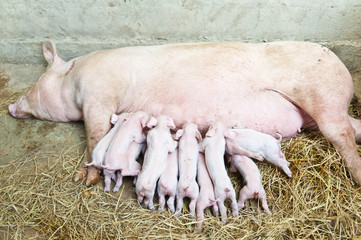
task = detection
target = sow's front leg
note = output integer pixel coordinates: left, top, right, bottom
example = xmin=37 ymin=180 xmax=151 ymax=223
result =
xmin=74 ymin=101 xmax=114 ymax=186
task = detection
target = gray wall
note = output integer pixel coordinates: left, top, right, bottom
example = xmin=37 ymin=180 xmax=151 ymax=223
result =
xmin=1 ymin=0 xmax=361 ymax=70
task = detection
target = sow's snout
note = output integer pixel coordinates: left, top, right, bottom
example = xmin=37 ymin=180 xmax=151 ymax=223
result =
xmin=8 ymin=96 xmax=32 ymax=119
xmin=8 ymin=103 xmax=17 ymax=118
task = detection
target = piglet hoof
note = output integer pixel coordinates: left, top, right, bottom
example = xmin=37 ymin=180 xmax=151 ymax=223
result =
xmin=85 ymin=166 xmax=100 ymax=186
xmin=104 ymin=187 xmax=110 ymax=192
xmin=194 ymin=224 xmax=203 ymax=234
xmin=221 ymin=216 xmax=228 ymax=223
xmin=74 ymin=167 xmax=87 ymax=182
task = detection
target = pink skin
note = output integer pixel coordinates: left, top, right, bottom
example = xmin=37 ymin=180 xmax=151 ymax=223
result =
xmin=224 ymin=128 xmax=292 ymax=178
xmin=103 ymin=142 xmax=145 ymax=193
xmin=102 ymin=111 xmax=149 ymax=174
xmin=195 ymin=153 xmax=219 ymax=232
xmin=86 ymin=112 xmax=129 ymax=169
xmin=199 ymin=122 xmax=238 ymax=223
xmin=157 ymin=149 xmax=178 ymax=212
xmin=230 ymin=155 xmax=271 ymax=214
xmin=135 ymin=115 xmax=178 ymax=209
xmin=174 ymin=123 xmax=202 ymax=216
xmin=8 ymin=42 xmax=361 ymax=186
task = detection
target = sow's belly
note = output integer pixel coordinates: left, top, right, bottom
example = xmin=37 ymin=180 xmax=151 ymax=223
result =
xmin=124 ymin=87 xmax=313 ymax=140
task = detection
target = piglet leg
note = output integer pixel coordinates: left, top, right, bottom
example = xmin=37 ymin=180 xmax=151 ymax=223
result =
xmin=113 ymin=171 xmax=123 ymax=192
xmin=167 ymin=195 xmax=176 ymax=213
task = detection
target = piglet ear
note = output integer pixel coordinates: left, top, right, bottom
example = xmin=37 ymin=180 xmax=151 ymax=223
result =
xmin=223 ymin=129 xmax=236 ymax=139
xmin=205 ymin=127 xmax=215 ymax=137
xmin=43 ymin=42 xmax=59 ymax=65
xmin=110 ymin=114 xmax=119 ymax=124
xmin=196 ymin=130 xmax=203 ymax=141
xmin=174 ymin=129 xmax=184 ymax=140
xmin=167 ymin=117 xmax=176 ymax=129
xmin=146 ymin=116 xmax=157 ymax=128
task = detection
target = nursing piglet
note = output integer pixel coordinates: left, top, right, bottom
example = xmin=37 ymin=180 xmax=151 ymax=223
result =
xmin=136 ymin=115 xmax=178 ymax=209
xmin=157 ymin=149 xmax=178 ymax=212
xmin=230 ymin=155 xmax=271 ymax=214
xmin=224 ymin=128 xmax=292 ymax=178
xmin=86 ymin=112 xmax=129 ymax=168
xmin=195 ymin=153 xmax=219 ymax=232
xmin=107 ymin=142 xmax=145 ymax=193
xmin=174 ymin=123 xmax=202 ymax=216
xmin=102 ymin=111 xmax=149 ymax=173
xmin=199 ymin=122 xmax=238 ymax=222
xmin=101 ymin=111 xmax=150 ymax=192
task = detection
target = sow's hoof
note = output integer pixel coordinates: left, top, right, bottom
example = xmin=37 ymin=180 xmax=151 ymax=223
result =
xmin=85 ymin=166 xmax=100 ymax=186
xmin=74 ymin=167 xmax=88 ymax=182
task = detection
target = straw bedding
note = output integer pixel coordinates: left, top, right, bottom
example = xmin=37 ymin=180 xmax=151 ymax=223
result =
xmin=1 ymin=73 xmax=361 ymax=239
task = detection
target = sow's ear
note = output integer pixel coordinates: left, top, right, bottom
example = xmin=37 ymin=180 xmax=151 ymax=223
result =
xmin=43 ymin=41 xmax=60 ymax=65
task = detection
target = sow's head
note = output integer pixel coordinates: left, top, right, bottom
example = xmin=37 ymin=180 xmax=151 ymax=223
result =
xmin=9 ymin=42 xmax=74 ymax=121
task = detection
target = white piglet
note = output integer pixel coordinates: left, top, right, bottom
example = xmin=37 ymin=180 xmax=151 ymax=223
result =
xmin=86 ymin=112 xmax=129 ymax=169
xmin=157 ymin=149 xmax=178 ymax=212
xmin=136 ymin=115 xmax=178 ymax=209
xmin=195 ymin=153 xmax=219 ymax=232
xmin=199 ymin=122 xmax=238 ymax=222
xmin=224 ymin=128 xmax=292 ymax=178
xmin=174 ymin=123 xmax=202 ymax=216
xmin=230 ymin=154 xmax=271 ymax=214
xmin=101 ymin=111 xmax=150 ymax=192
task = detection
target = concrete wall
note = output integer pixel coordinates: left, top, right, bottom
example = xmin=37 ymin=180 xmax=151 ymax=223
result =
xmin=1 ymin=0 xmax=361 ymax=70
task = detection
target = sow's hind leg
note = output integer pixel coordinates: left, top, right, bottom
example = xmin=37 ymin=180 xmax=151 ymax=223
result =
xmin=290 ymin=73 xmax=361 ymax=185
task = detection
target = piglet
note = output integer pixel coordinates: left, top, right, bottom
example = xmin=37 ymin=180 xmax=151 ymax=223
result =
xmin=135 ymin=115 xmax=178 ymax=209
xmin=224 ymin=128 xmax=292 ymax=178
xmin=100 ymin=111 xmax=150 ymax=192
xmin=230 ymin=154 xmax=271 ymax=214
xmin=199 ymin=122 xmax=238 ymax=222
xmin=105 ymin=142 xmax=145 ymax=192
xmin=103 ymin=111 xmax=150 ymax=172
xmin=157 ymin=149 xmax=178 ymax=212
xmin=174 ymin=123 xmax=202 ymax=216
xmin=86 ymin=112 xmax=129 ymax=168
xmin=195 ymin=153 xmax=219 ymax=232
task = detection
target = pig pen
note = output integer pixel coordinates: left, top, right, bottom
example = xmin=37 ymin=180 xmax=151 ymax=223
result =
xmin=1 ymin=62 xmax=361 ymax=239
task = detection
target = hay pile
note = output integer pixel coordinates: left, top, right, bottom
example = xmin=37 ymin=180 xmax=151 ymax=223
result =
xmin=1 ymin=74 xmax=361 ymax=239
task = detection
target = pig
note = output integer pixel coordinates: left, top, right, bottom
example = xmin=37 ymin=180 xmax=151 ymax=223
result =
xmin=8 ymin=41 xmax=361 ymax=187
xmin=199 ymin=122 xmax=238 ymax=222
xmin=174 ymin=123 xmax=202 ymax=216
xmin=135 ymin=115 xmax=178 ymax=209
xmin=103 ymin=142 xmax=145 ymax=192
xmin=230 ymin=155 xmax=271 ymax=214
xmin=157 ymin=149 xmax=178 ymax=212
xmin=224 ymin=128 xmax=292 ymax=177
xmin=86 ymin=112 xmax=129 ymax=169
xmin=102 ymin=111 xmax=149 ymax=175
xmin=195 ymin=153 xmax=219 ymax=232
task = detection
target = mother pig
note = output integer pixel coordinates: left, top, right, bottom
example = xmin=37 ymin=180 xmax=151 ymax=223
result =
xmin=8 ymin=41 xmax=361 ymax=186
